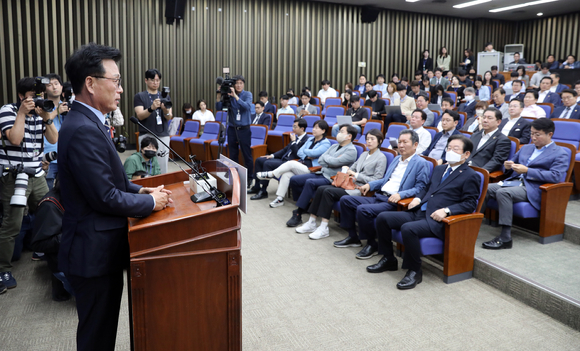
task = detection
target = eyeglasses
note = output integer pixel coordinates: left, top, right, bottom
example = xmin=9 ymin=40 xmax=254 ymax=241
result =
xmin=92 ymin=76 xmax=122 ymax=88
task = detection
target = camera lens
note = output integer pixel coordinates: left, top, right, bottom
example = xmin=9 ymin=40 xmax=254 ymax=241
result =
xmin=43 ymin=151 xmax=57 ymax=163
xmin=10 ymin=173 xmax=29 ymax=207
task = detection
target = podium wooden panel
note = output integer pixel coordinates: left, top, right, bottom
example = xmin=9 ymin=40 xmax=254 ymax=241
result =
xmin=128 ymin=161 xmax=241 ymax=351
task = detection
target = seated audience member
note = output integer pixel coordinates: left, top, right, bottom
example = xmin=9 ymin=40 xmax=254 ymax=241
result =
xmin=529 ymin=63 xmax=551 ymax=88
xmin=384 ymin=82 xmax=400 ymax=105
xmin=521 ymin=90 xmax=546 ymax=118
xmin=298 ymin=87 xmax=318 ymax=106
xmin=391 ymin=73 xmax=400 ymax=84
xmin=251 ymin=101 xmax=272 ymax=126
xmin=549 ymin=73 xmax=567 ymax=93
xmin=373 ymin=74 xmax=388 ymax=97
xmin=506 ymin=79 xmax=525 ymax=102
xmin=431 ymin=85 xmax=451 ymax=105
xmin=427 ymin=70 xmax=435 ymax=81
xmin=400 ymin=77 xmax=412 ymax=94
xmin=490 ymin=65 xmax=506 ymax=86
xmin=404 ymin=109 xmax=432 ymax=154
xmin=182 ymin=103 xmax=193 ymax=120
xmin=385 ymin=84 xmax=416 ymax=126
xmin=414 ymin=71 xmax=423 ymax=82
xmin=368 ymin=135 xmax=480 ymax=289
xmin=408 ymin=80 xmax=429 ymax=100
xmin=447 ymin=76 xmax=465 ymax=102
xmin=491 ymin=88 xmax=510 ymax=119
xmin=458 ymin=87 xmax=477 ymax=118
xmin=249 ymin=119 xmax=308 ymax=199
xmin=354 ymin=75 xmax=367 ymax=95
xmin=191 ymin=100 xmax=215 ymax=129
xmin=499 ymin=100 xmax=532 ymax=144
xmin=481 ymin=118 xmax=568 ymax=249
xmin=317 ymin=79 xmax=338 ymax=106
xmin=335 ymin=129 xmax=429 ymax=257
xmin=424 ymin=110 xmax=462 ymax=163
xmin=331 ymin=96 xmax=368 ymax=137
xmin=467 ymin=108 xmax=511 ymax=173
xmin=364 ymin=90 xmax=387 ymax=120
xmin=537 ymin=77 xmax=562 ymax=107
xmin=461 ymin=101 xmax=488 ymax=133
xmin=457 ymin=70 xmax=473 ymax=88
xmin=340 ymin=83 xmax=354 ymax=101
xmin=545 ymin=54 xmax=559 ymax=70
xmin=287 ymin=89 xmax=299 ymax=105
xmin=123 ymin=137 xmax=161 ymax=180
xmin=435 ymin=98 xmax=456 ymax=131
xmin=286 ymin=125 xmax=358 ymax=227
xmin=473 ymin=77 xmax=491 ymax=101
xmin=468 ymin=68 xmax=477 ymax=81
xmin=414 ymin=95 xmax=434 ymax=127
xmin=505 ymin=72 xmax=525 ymax=94
xmin=259 ymin=91 xmax=276 ymax=114
xmin=361 ymin=82 xmax=374 ymax=100
xmin=482 ymin=71 xmax=494 ymax=87
xmin=430 ymin=68 xmax=450 ymax=90
xmin=277 ymin=95 xmax=294 ymax=118
xmin=257 ymin=120 xmax=331 ymax=208
xmin=296 ymin=130 xmax=387 ymax=240
xmin=342 ymin=90 xmax=353 ymax=109
xmin=575 ymin=80 xmax=580 ymax=102
xmin=296 ymin=93 xmax=317 ymax=118
xmin=445 ymin=70 xmax=454 ymax=82
xmin=559 ymin=55 xmax=580 ymax=69
xmin=509 ymin=52 xmax=527 ymax=65
xmin=421 ymin=77 xmax=432 ymax=93
xmin=551 ymin=89 xmax=580 ymax=119
xmin=516 ymin=66 xmax=530 ymax=87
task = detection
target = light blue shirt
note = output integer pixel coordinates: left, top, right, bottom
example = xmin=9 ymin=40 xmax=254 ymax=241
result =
xmin=44 ymin=102 xmax=65 ymax=163
xmin=527 ymin=141 xmax=553 ymax=165
xmin=75 ymin=100 xmax=106 ymax=124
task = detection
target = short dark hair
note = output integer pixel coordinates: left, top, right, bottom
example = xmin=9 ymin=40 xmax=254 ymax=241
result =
xmin=145 ymin=68 xmax=162 ymax=80
xmin=44 ymin=73 xmax=63 ymax=85
xmin=359 ymin=74 xmax=367 ymax=79
xmin=416 ymin=95 xmax=428 ymax=102
xmin=551 ymin=72 xmax=561 ymax=79
xmin=401 ymin=77 xmax=409 ymax=82
xmin=300 ymin=92 xmax=310 ymax=98
xmin=491 ymin=65 xmax=498 ymax=71
xmin=259 ymin=91 xmax=269 ymax=98
xmin=493 ymin=88 xmax=506 ymax=95
xmin=410 ymin=80 xmax=421 ymax=87
xmin=367 ymin=90 xmax=377 ymax=99
xmin=561 ymin=89 xmax=578 ymax=97
xmin=65 ymin=43 xmax=122 ymax=95
xmin=321 ymin=79 xmax=331 ymax=86
xmin=313 ymin=119 xmax=329 ymax=133
xmin=540 ymin=76 xmax=553 ymax=84
xmin=576 ymin=80 xmax=580 ymax=86
xmin=396 ymin=83 xmax=406 ymax=91
xmin=412 ymin=109 xmax=427 ymax=121
xmin=16 ymin=77 xmax=37 ymax=97
xmin=509 ymin=99 xmax=524 ymax=108
xmin=458 ymin=70 xmax=467 ymax=76
xmin=400 ymin=129 xmax=419 ymax=145
xmin=376 ymin=74 xmax=385 ymax=80
xmin=525 ymin=90 xmax=539 ymax=100
xmin=280 ymin=95 xmax=289 ymax=100
xmin=443 ymin=109 xmax=460 ymax=122
xmin=510 ymin=71 xmax=519 ymax=78
xmin=531 ymin=118 xmax=555 ymax=134
xmin=435 ymin=68 xmax=443 ymax=73
xmin=338 ymin=124 xmax=359 ymax=141
xmin=514 ymin=52 xmax=520 ymax=56
xmin=255 ymin=101 xmax=265 ymax=107
xmin=294 ymin=118 xmax=307 ymax=131
xmin=365 ymin=81 xmax=373 ymax=87
xmin=442 ymin=97 xmax=454 ymax=106
xmin=541 ymin=63 xmax=550 ymax=69
xmin=141 ymin=136 xmax=158 ymax=150
xmin=232 ymin=75 xmax=245 ymax=83
xmin=448 ymin=134 xmax=473 ymax=154
xmin=512 ymin=80 xmax=523 ymax=86
xmin=484 ymin=107 xmax=502 ymax=121
xmin=366 ymin=128 xmax=384 ymax=146
xmin=350 ymin=95 xmax=360 ymax=104
xmin=568 ymin=54 xmax=577 ymax=60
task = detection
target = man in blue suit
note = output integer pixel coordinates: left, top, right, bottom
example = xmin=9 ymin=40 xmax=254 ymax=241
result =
xmin=482 ymin=118 xmax=569 ymax=250
xmin=335 ymin=129 xmax=430 ymax=259
xmin=368 ymin=135 xmax=481 ymax=289
xmin=551 ymin=89 xmax=580 ymax=120
xmin=251 ymin=101 xmax=272 ymax=127
xmin=59 ymin=44 xmax=171 ymax=351
xmin=423 ymin=110 xmax=462 ymax=163
xmin=550 ymin=73 xmax=568 ymax=93
xmin=537 ymin=77 xmax=562 ymax=107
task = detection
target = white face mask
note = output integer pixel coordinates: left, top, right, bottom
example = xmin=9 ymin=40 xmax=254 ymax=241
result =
xmin=446 ymin=150 xmax=463 ymax=164
xmin=475 ymin=109 xmax=484 ymax=117
xmin=186 ymin=110 xmax=192 ymax=114
xmin=465 ymin=95 xmax=474 ymax=102
xmin=336 ymin=132 xmax=347 ymax=143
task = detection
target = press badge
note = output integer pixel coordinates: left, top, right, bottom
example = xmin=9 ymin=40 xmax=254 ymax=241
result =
xmin=156 ymin=115 xmax=162 ymax=125
xmin=236 ymin=112 xmax=241 ymax=121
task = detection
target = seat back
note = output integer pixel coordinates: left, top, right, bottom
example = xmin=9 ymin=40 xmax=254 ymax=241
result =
xmin=431 ymin=110 xmax=441 ymax=128
xmin=537 ymin=103 xmax=554 ymax=118
xmin=250 ymin=125 xmax=268 ymax=147
xmin=420 ymin=155 xmax=437 ymax=178
xmin=353 ymin=142 xmax=366 ymax=158
xmin=199 ymin=121 xmax=221 ymax=140
xmin=462 ymin=131 xmax=472 ymax=138
xmin=554 ymin=142 xmax=576 ymax=182
xmin=447 ymin=91 xmax=457 ymax=106
xmin=361 ymin=106 xmax=372 ymax=120
xmin=356 ymin=121 xmax=384 ymax=142
xmin=289 ymin=104 xmax=298 ymax=114
xmin=552 ymin=120 xmax=580 ymax=149
xmin=470 ymin=166 xmax=490 ymax=213
xmin=313 ymin=105 xmax=322 ymax=114
xmin=384 ymin=123 xmax=409 ymax=144
xmin=324 ymin=106 xmax=346 ymax=126
xmin=381 ymin=150 xmax=396 ymax=170
xmin=324 ymin=98 xmax=342 ymax=108
xmin=491 ymin=80 xmax=500 ymax=90
xmin=328 ymin=138 xmax=338 ymax=146
xmin=373 ymin=90 xmax=383 ymax=98
xmin=272 ymin=114 xmax=296 ymax=132
xmin=215 ymin=111 xmax=227 ymax=123
xmin=180 ymin=120 xmax=200 ymax=138
xmin=311 ymin=97 xmax=321 ymax=105
xmin=303 ymin=115 xmax=322 ymax=133
xmin=382 ymin=98 xmax=390 ymax=106
xmin=424 ymin=127 xmax=438 ymax=139
xmin=457 ymin=112 xmax=466 ymax=129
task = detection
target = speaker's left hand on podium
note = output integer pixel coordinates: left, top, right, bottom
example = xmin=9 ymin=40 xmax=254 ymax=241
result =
xmin=140 ymin=185 xmax=174 ymax=210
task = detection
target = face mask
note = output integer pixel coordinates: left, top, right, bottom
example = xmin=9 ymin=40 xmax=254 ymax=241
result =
xmin=465 ymin=95 xmax=474 ymax=102
xmin=446 ymin=150 xmax=463 ymax=164
xmin=144 ymin=150 xmax=157 ymax=159
xmin=336 ymin=133 xmax=347 ymax=143
xmin=475 ymin=109 xmax=484 ymax=117
xmin=185 ymin=110 xmax=192 ymax=114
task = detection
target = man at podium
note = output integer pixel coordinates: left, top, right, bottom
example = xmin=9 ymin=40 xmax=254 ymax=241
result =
xmin=59 ymin=43 xmax=172 ymax=351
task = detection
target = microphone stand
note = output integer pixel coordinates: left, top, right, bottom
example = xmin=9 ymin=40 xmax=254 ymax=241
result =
xmin=218 ymin=100 xmax=230 ymax=157
xmin=129 ymin=117 xmax=230 ymax=207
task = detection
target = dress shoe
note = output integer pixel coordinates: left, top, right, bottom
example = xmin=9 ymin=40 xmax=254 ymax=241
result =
xmin=247 ymin=187 xmax=259 ymax=195
xmin=286 ymin=213 xmax=303 ymax=227
xmin=356 ymin=244 xmax=379 ymax=260
xmin=366 ymin=256 xmax=398 ymax=273
xmin=396 ymin=270 xmax=422 ymax=290
xmin=256 ymin=171 xmax=274 ymax=180
xmin=333 ymin=236 xmax=362 ymax=248
xmin=482 ymin=238 xmax=512 ymax=250
xmin=250 ymin=190 xmax=268 ymax=200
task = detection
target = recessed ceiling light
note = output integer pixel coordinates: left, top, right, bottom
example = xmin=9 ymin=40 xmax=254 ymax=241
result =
xmin=537 ymin=12 xmax=543 ymax=15
xmin=490 ymin=0 xmax=558 ymax=13
xmin=406 ymin=0 xmax=420 ymax=2
xmin=453 ymin=0 xmax=492 ymax=9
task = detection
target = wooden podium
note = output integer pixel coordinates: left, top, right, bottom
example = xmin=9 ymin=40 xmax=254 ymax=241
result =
xmin=128 ymin=160 xmax=242 ymax=351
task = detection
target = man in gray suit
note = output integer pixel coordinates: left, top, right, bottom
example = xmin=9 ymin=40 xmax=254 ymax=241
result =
xmin=467 ymin=108 xmax=511 ymax=173
xmin=430 ymin=68 xmax=449 ymax=90
xmin=296 ymin=92 xmax=317 ymax=118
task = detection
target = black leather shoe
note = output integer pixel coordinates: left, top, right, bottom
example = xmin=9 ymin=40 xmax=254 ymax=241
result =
xmin=356 ymin=244 xmax=379 ymax=260
xmin=286 ymin=213 xmax=303 ymax=227
xmin=396 ymin=270 xmax=422 ymax=290
xmin=247 ymin=186 xmax=259 ymax=195
xmin=250 ymin=190 xmax=268 ymax=200
xmin=333 ymin=236 xmax=362 ymax=248
xmin=366 ymin=256 xmax=398 ymax=273
xmin=482 ymin=238 xmax=512 ymax=250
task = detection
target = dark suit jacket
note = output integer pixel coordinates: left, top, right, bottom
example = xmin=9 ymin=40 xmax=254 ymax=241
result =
xmin=364 ymin=98 xmax=387 ymax=118
xmin=460 ymin=116 xmax=481 ymax=133
xmin=492 ymin=73 xmax=505 ymax=85
xmin=554 ymin=84 xmax=567 ymax=93
xmin=414 ymin=163 xmax=481 ymax=238
xmin=417 ymin=58 xmax=433 ymax=72
xmin=422 ymin=129 xmax=462 ymax=161
xmin=447 ymin=86 xmax=465 ymax=103
xmin=498 ymin=118 xmax=531 ymax=144
xmin=430 ymin=92 xmax=451 ymax=104
xmin=58 ymin=102 xmax=155 ymax=278
xmin=551 ymin=105 xmax=580 ymax=120
xmin=506 ymin=93 xmax=525 ymax=102
xmin=264 ymin=102 xmax=276 ymax=115
xmin=468 ymin=130 xmax=511 ymax=172
xmin=458 ymin=78 xmax=473 ymax=88
xmin=458 ymin=100 xmax=476 ymax=118
xmin=251 ymin=112 xmax=271 ymax=127
xmin=272 ymin=134 xmax=309 ymax=161
xmin=541 ymin=91 xmax=562 ymax=107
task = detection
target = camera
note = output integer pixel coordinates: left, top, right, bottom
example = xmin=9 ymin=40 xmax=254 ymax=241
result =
xmin=33 ymin=77 xmax=55 ymax=112
xmin=62 ymin=84 xmax=74 ymax=106
xmin=43 ymin=151 xmax=57 ymax=163
xmin=2 ymin=164 xmax=38 ymax=207
xmin=160 ymin=87 xmax=172 ymax=109
xmin=219 ymin=75 xmax=236 ymax=108
xmin=113 ymin=135 xmax=127 ymax=153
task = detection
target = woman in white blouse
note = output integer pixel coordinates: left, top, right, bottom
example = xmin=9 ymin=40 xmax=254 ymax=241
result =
xmin=383 ymin=82 xmax=400 ymax=106
xmin=192 ymin=100 xmax=215 ymax=134
xmin=521 ymin=90 xmax=546 ymax=118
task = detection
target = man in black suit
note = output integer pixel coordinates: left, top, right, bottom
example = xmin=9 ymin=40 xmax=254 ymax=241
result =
xmin=259 ymin=91 xmax=276 ymax=115
xmin=251 ymin=101 xmax=272 ymax=127
xmin=408 ymin=80 xmax=428 ymax=100
xmin=368 ymin=135 xmax=480 ymax=289
xmin=491 ymin=65 xmax=505 ymax=86
xmin=551 ymin=89 xmax=580 ymax=120
xmin=248 ymin=118 xmax=308 ymax=199
xmin=364 ymin=90 xmax=387 ymax=120
xmin=468 ymin=108 xmax=511 ymax=173
xmin=60 ymin=44 xmax=171 ymax=351
xmin=499 ymin=100 xmax=532 ymax=144
xmin=458 ymin=87 xmax=477 ymax=118
xmin=457 ymin=70 xmax=473 ymax=87
xmin=509 ymin=52 xmax=527 ymax=65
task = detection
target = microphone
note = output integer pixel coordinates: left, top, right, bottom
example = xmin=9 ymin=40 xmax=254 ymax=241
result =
xmin=215 ymin=76 xmax=224 ymax=85
xmin=129 ymin=116 xmax=230 ymax=206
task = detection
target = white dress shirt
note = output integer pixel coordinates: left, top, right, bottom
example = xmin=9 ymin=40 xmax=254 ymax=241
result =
xmin=413 ymin=126 xmax=432 ymax=154
xmin=477 ymin=128 xmax=499 ymax=150
xmin=538 ymin=90 xmax=549 ymax=103
xmin=381 ymin=153 xmax=416 ymax=195
xmin=501 ymin=117 xmax=520 ymax=136
xmin=317 ymin=88 xmax=338 ymax=104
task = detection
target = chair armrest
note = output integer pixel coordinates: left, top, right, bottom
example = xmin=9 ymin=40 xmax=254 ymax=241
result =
xmin=489 ymin=171 xmax=507 ymax=182
xmin=203 ymin=139 xmax=218 ymax=145
xmin=309 ymin=166 xmax=322 ymax=173
xmin=442 ymin=213 xmax=483 ymax=225
xmin=283 ymin=131 xmax=292 ymax=147
xmin=184 ymin=136 xmax=198 ymax=142
xmin=251 ymin=144 xmax=268 ymax=157
xmin=397 ymin=197 xmax=413 ymax=208
xmin=539 ymin=182 xmax=572 ymax=191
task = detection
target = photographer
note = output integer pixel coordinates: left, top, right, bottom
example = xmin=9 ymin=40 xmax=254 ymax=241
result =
xmin=124 ymin=136 xmax=161 ymax=180
xmin=226 ymin=75 xmax=254 ymax=184
xmin=134 ymin=68 xmax=173 ymax=174
xmin=0 ymin=77 xmax=58 ymax=291
xmin=43 ymin=73 xmax=68 ymax=190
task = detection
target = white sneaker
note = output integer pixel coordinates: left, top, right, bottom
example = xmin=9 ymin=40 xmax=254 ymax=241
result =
xmin=309 ymin=226 xmax=330 ymax=240
xmin=269 ymin=198 xmax=284 ymax=208
xmin=296 ymin=221 xmax=317 ymax=234
xmin=257 ymin=172 xmax=273 ymax=180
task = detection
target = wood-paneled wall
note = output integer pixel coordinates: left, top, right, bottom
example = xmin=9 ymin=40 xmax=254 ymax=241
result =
xmin=0 ymin=0 xmax=577 ymax=142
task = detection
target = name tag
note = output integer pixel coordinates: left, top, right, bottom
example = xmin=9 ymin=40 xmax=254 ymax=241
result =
xmin=156 ymin=115 xmax=162 ymax=125
xmin=236 ymin=112 xmax=241 ymax=121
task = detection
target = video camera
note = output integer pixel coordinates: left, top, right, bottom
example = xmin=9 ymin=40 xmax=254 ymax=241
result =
xmin=2 ymin=164 xmax=39 ymax=207
xmin=160 ymin=87 xmax=172 ymax=109
xmin=113 ymin=134 xmax=127 ymax=153
xmin=33 ymin=77 xmax=55 ymax=112
xmin=216 ymin=67 xmax=235 ymax=110
xmin=62 ymin=83 xmax=74 ymax=106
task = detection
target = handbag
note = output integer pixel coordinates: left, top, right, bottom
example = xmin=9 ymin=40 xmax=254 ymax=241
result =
xmin=331 ymin=172 xmax=357 ymax=190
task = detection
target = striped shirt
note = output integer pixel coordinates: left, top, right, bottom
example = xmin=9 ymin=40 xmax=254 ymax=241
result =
xmin=0 ymin=103 xmax=46 ymax=176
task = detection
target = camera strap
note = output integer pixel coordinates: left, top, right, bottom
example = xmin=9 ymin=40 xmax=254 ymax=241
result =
xmin=38 ymin=196 xmax=64 ymax=214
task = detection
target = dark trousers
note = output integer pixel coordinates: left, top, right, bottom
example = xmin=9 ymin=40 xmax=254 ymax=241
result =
xmin=340 ymin=194 xmax=396 ymax=247
xmin=290 ymin=174 xmax=331 ymax=210
xmin=227 ymin=126 xmax=253 ymax=177
xmin=376 ymin=209 xmax=437 ymax=272
xmin=253 ymin=157 xmax=284 ymax=190
xmin=68 ymin=270 xmax=124 ymax=351
xmin=384 ymin=112 xmax=407 ymax=127
xmin=307 ymin=185 xmax=347 ymax=220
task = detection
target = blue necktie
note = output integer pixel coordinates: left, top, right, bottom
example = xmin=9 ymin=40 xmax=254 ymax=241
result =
xmin=421 ymin=167 xmax=452 ymax=211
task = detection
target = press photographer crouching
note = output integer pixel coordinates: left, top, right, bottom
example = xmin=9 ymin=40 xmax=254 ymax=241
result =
xmin=123 ymin=136 xmax=161 ymax=180
xmin=0 ymin=77 xmax=58 ymax=293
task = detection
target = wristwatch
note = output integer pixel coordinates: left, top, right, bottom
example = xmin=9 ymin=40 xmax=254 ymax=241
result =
xmin=44 ymin=119 xmax=53 ymax=125
xmin=444 ymin=208 xmax=451 ymax=216
xmin=147 ymin=107 xmax=154 ymax=113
